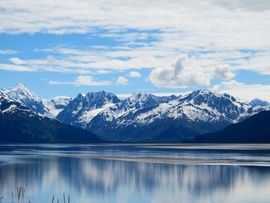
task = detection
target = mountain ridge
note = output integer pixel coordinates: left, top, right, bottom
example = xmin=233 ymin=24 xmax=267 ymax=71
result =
xmin=57 ymin=91 xmax=120 ymax=128
xmin=88 ymin=89 xmax=263 ymax=142
xmin=1 ymin=83 xmax=269 ymax=143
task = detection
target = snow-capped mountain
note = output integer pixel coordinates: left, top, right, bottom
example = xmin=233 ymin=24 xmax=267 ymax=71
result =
xmin=176 ymin=89 xmax=254 ymax=122
xmin=1 ymin=83 xmax=267 ymax=142
xmin=92 ymin=92 xmax=177 ymax=123
xmin=57 ymin=91 xmax=120 ymax=128
xmin=0 ymin=84 xmax=71 ymax=118
xmin=43 ymin=96 xmax=72 ymax=118
xmin=88 ymin=89 xmax=263 ymax=142
xmin=0 ymin=83 xmax=48 ymax=115
xmin=249 ymin=98 xmax=269 ymax=107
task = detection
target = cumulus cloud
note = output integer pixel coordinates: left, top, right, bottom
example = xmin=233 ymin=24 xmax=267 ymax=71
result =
xmin=49 ymin=75 xmax=111 ymax=86
xmin=149 ymin=55 xmax=234 ymax=88
xmin=116 ymin=76 xmax=128 ymax=85
xmin=212 ymin=80 xmax=270 ymax=102
xmin=128 ymin=71 xmax=141 ymax=78
xmin=214 ymin=64 xmax=235 ymax=80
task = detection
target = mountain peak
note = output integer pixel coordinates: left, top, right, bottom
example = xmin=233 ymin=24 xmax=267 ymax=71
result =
xmin=187 ymin=89 xmax=235 ymax=100
xmin=250 ymin=98 xmax=269 ymax=107
xmin=130 ymin=91 xmax=149 ymax=100
xmin=2 ymin=83 xmax=47 ymax=114
xmin=77 ymin=93 xmax=85 ymax=98
xmin=121 ymin=91 xmax=161 ymax=111
xmin=15 ymin=82 xmax=27 ymax=89
xmin=194 ymin=89 xmax=217 ymax=96
xmin=4 ymin=83 xmax=41 ymax=102
xmin=85 ymin=91 xmax=120 ymax=103
xmin=86 ymin=90 xmax=113 ymax=97
xmin=14 ymin=83 xmax=36 ymax=95
xmin=14 ymin=83 xmax=28 ymax=92
xmin=185 ymin=89 xmax=213 ymax=99
xmin=198 ymin=89 xmax=211 ymax=94
xmin=192 ymin=89 xmax=238 ymax=103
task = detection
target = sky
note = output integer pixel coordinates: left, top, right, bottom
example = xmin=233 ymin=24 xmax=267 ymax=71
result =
xmin=0 ymin=0 xmax=270 ymax=101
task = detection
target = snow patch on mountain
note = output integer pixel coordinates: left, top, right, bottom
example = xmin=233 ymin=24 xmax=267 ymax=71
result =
xmin=43 ymin=96 xmax=71 ymax=118
xmin=78 ymin=102 xmax=116 ymax=124
xmin=0 ymin=93 xmax=32 ymax=116
xmin=2 ymin=104 xmax=17 ymax=113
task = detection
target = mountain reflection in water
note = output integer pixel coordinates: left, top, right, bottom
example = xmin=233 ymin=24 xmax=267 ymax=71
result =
xmin=0 ymin=144 xmax=270 ymax=203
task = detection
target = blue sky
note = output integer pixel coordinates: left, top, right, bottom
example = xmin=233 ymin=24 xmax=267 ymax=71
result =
xmin=0 ymin=0 xmax=270 ymax=101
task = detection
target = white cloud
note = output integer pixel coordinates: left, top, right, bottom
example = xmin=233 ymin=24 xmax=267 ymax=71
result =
xmin=212 ymin=0 xmax=270 ymax=11
xmin=214 ymin=64 xmax=235 ymax=80
xmin=9 ymin=57 xmax=25 ymax=65
xmin=233 ymin=50 xmax=270 ymax=75
xmin=1 ymin=0 xmax=270 ymax=90
xmin=0 ymin=50 xmax=17 ymax=55
xmin=0 ymin=64 xmax=34 ymax=72
xmin=116 ymin=76 xmax=128 ymax=85
xmin=128 ymin=71 xmax=141 ymax=78
xmin=49 ymin=75 xmax=111 ymax=86
xmin=212 ymin=80 xmax=270 ymax=102
xmin=75 ymin=75 xmax=111 ymax=86
xmin=116 ymin=92 xmax=185 ymax=99
xmin=149 ymin=55 xmax=234 ymax=88
xmin=1 ymin=0 xmax=270 ymax=35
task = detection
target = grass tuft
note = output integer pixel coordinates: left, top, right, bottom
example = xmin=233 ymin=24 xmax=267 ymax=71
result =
xmin=0 ymin=187 xmax=70 ymax=203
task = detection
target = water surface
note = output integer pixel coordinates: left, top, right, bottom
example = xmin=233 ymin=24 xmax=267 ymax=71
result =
xmin=0 ymin=144 xmax=270 ymax=203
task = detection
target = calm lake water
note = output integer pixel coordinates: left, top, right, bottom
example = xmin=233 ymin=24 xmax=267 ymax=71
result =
xmin=0 ymin=144 xmax=270 ymax=203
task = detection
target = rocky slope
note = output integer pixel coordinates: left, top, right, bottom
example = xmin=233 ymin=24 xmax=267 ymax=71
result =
xmin=0 ymin=93 xmax=101 ymax=143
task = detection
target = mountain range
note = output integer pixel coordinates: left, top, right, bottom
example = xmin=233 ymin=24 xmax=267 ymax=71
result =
xmin=87 ymin=90 xmax=263 ymax=142
xmin=0 ymin=83 xmax=269 ymax=143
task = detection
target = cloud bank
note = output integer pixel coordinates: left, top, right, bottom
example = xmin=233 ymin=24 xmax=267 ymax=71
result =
xmin=0 ymin=0 xmax=269 ymax=101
